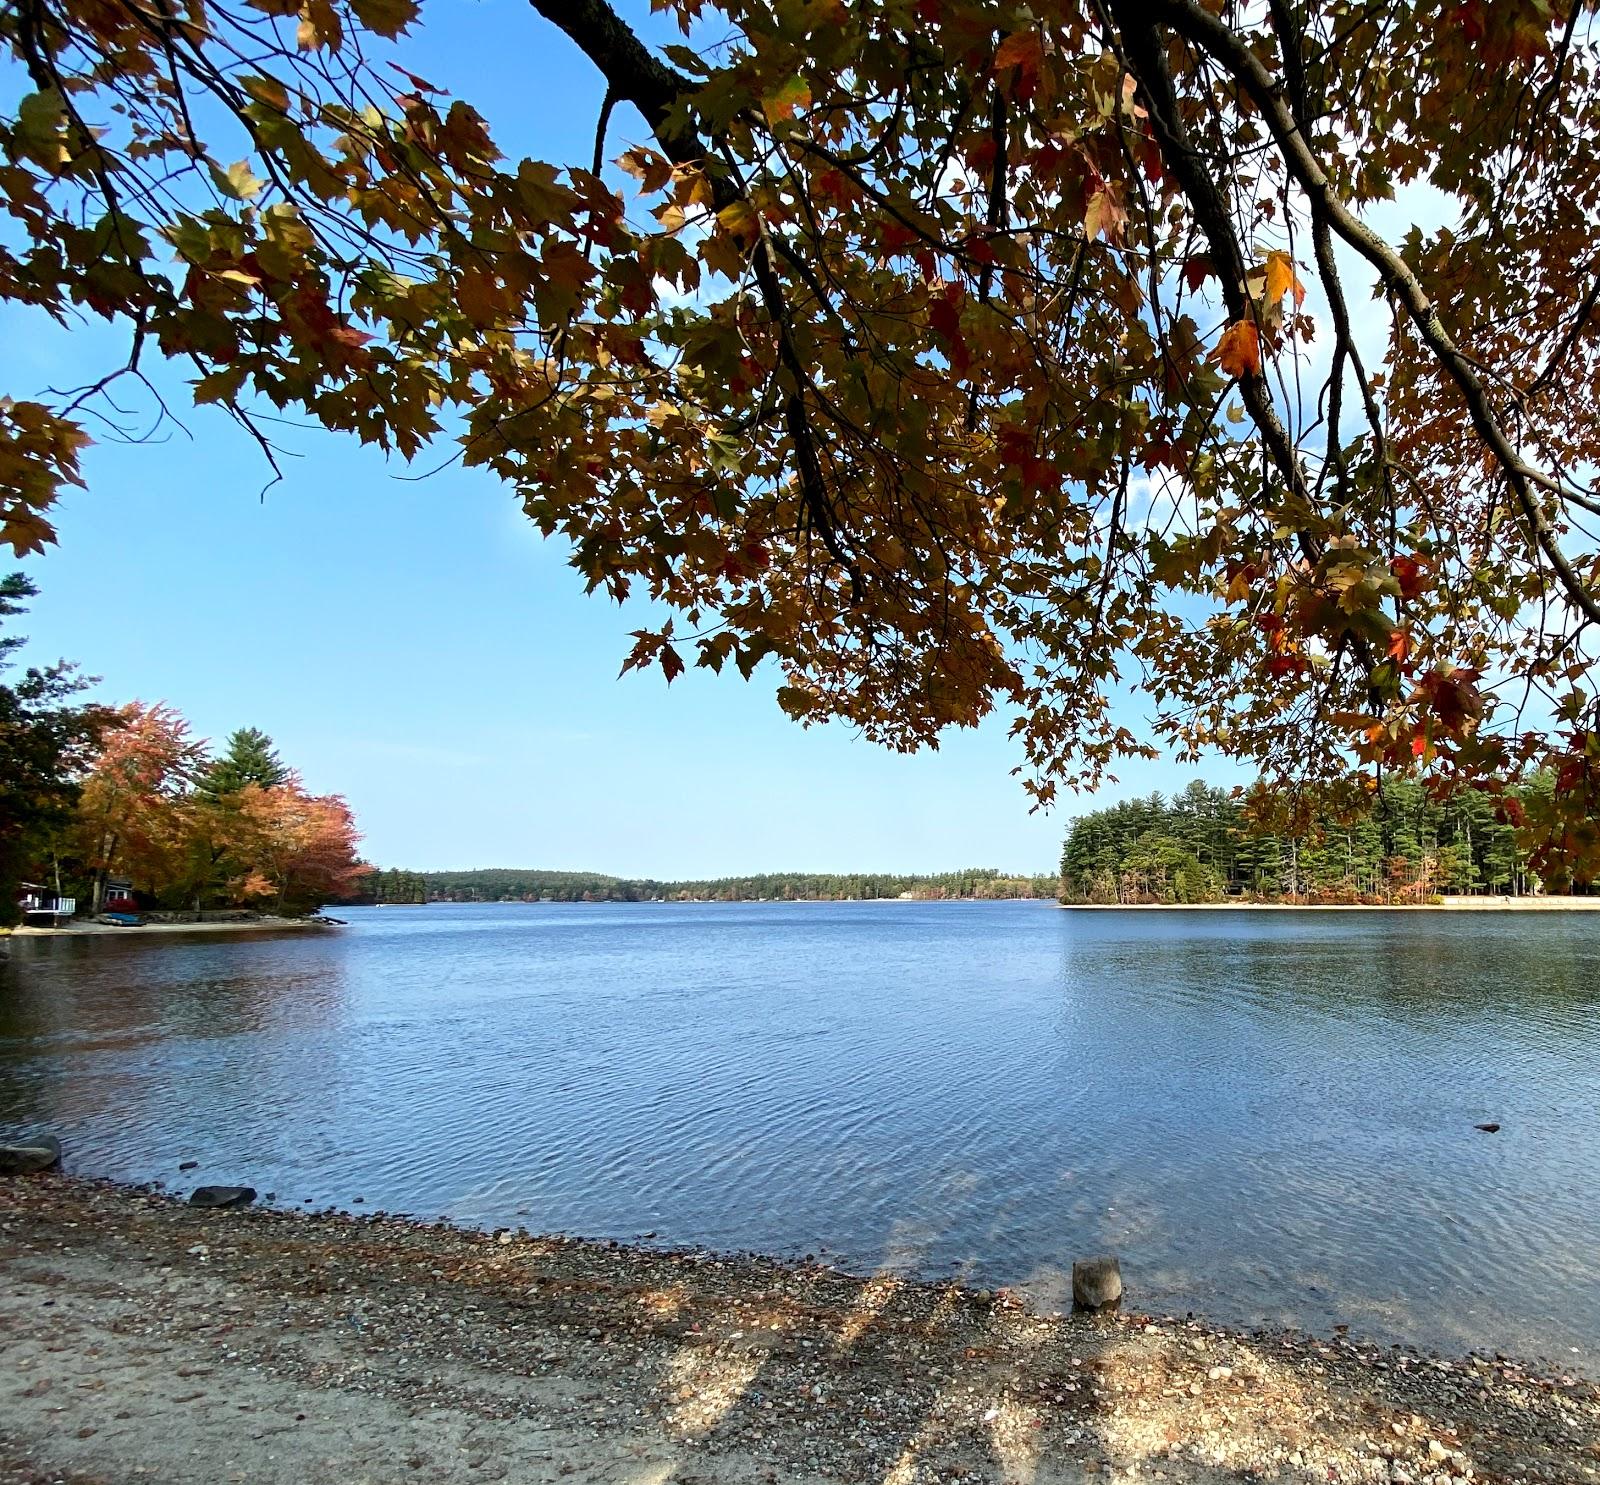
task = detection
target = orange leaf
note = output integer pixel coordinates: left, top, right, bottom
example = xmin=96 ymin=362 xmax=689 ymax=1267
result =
xmin=1264 ymin=250 xmax=1306 ymax=309
xmin=993 ymin=31 xmax=1043 ymax=73
xmin=1215 ymin=320 xmax=1261 ymax=379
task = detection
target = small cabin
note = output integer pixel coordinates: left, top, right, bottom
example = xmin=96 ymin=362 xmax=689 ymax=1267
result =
xmin=17 ymin=883 xmax=76 ymax=927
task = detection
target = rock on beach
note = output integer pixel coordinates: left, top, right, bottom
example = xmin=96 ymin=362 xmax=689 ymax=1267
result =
xmin=0 ymin=1133 xmax=62 ymax=1175
xmin=188 ymin=1185 xmax=256 ymax=1209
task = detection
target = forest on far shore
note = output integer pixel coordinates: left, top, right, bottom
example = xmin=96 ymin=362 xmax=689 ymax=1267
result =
xmin=1059 ymin=778 xmax=1592 ymax=906
xmin=354 ymin=867 xmax=1058 ymax=904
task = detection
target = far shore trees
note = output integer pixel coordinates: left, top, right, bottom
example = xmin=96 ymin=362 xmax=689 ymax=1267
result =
xmin=3 ymin=2 xmax=1599 ymax=876
xmin=1060 ymin=779 xmax=1565 ymax=906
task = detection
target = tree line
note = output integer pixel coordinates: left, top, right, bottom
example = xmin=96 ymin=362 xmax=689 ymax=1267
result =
xmin=1060 ymin=779 xmax=1590 ymax=906
xmin=373 ymin=868 xmax=1058 ymax=904
xmin=1 ymin=574 xmax=363 ymax=924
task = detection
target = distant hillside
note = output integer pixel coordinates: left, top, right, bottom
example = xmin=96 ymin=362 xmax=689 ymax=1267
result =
xmin=353 ymin=867 xmax=1058 ymax=904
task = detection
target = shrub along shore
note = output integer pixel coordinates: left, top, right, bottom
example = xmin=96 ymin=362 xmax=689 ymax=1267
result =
xmin=0 ymin=1173 xmax=1594 ymax=1485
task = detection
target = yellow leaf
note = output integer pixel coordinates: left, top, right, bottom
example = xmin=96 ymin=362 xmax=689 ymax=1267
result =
xmin=213 ymin=160 xmax=265 ymax=201
xmin=716 ymin=200 xmax=760 ymax=243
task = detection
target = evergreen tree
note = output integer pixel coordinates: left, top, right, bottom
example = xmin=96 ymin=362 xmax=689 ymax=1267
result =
xmin=1060 ymin=777 xmax=1594 ymax=904
xmin=198 ymin=727 xmax=289 ymax=801
xmin=0 ymin=574 xmax=109 ymax=923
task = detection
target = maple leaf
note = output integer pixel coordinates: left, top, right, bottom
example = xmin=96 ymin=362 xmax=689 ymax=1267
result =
xmin=994 ymin=31 xmax=1042 ymax=71
xmin=715 ymin=200 xmax=760 ymax=246
xmin=617 ymin=148 xmax=673 ymax=194
xmin=1215 ymin=320 xmax=1261 ymax=379
xmin=1083 ymin=182 xmax=1126 ymax=243
xmin=762 ymin=75 xmax=811 ymax=124
xmin=1263 ymin=250 xmax=1306 ymax=309
xmin=212 ymin=160 xmax=265 ymax=201
xmin=349 ymin=0 xmax=419 ymax=37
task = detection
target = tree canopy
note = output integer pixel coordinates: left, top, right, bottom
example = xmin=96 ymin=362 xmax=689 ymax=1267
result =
xmin=1060 ymin=777 xmax=1564 ymax=905
xmin=71 ymin=703 xmax=363 ymax=913
xmin=0 ymin=572 xmax=107 ymax=921
xmin=197 ymin=726 xmax=290 ymax=800
xmin=4 ymin=0 xmax=1599 ymax=864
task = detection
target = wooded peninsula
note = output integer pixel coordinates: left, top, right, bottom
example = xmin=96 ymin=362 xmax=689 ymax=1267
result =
xmin=1060 ymin=778 xmax=1593 ymax=906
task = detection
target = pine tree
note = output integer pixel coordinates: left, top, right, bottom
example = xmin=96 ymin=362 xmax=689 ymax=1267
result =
xmin=198 ymin=728 xmax=289 ymax=801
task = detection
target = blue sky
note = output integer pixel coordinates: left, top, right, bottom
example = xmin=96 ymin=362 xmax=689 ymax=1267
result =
xmin=7 ymin=0 xmax=1244 ymax=876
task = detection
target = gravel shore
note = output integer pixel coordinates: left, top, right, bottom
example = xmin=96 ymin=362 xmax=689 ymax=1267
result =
xmin=6 ymin=917 xmax=333 ymax=937
xmin=1 ymin=1176 xmax=1595 ymax=1485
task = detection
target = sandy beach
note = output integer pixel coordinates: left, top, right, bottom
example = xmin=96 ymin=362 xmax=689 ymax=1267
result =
xmin=0 ymin=1174 xmax=1594 ymax=1485
xmin=5 ymin=917 xmax=337 ymax=938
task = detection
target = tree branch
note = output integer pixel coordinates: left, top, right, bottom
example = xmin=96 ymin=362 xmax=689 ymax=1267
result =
xmin=1145 ymin=0 xmax=1600 ymax=629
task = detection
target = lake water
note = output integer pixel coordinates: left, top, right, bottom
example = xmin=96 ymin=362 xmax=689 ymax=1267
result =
xmin=3 ymin=901 xmax=1598 ymax=1364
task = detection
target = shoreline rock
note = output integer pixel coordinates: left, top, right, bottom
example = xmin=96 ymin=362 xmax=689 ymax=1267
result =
xmin=187 ymin=1184 xmax=257 ymax=1208
xmin=0 ymin=1132 xmax=61 ymax=1175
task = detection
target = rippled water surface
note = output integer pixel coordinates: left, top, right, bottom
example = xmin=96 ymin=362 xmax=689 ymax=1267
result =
xmin=3 ymin=901 xmax=1599 ymax=1362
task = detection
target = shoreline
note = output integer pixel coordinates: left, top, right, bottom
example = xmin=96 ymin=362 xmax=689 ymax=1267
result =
xmin=0 ymin=1174 xmax=1593 ymax=1485
xmin=5 ymin=915 xmax=336 ymax=938
xmin=1060 ymin=896 xmax=1600 ymax=912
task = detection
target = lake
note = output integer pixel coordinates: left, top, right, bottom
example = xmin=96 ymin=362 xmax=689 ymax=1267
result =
xmin=2 ymin=900 xmax=1598 ymax=1365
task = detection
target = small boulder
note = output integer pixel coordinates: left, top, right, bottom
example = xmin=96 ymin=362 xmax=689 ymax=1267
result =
xmin=0 ymin=1134 xmax=61 ymax=1175
xmin=1072 ymin=1256 xmax=1123 ymax=1312
xmin=188 ymin=1185 xmax=256 ymax=1209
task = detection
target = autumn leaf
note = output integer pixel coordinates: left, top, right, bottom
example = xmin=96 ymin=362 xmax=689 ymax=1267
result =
xmin=993 ymin=31 xmax=1042 ymax=74
xmin=1215 ymin=320 xmax=1262 ymax=378
xmin=716 ymin=200 xmax=760 ymax=245
xmin=617 ymin=147 xmax=673 ymax=194
xmin=1264 ymin=250 xmax=1306 ymax=309
xmin=349 ymin=0 xmax=419 ymax=37
xmin=212 ymin=160 xmax=266 ymax=201
xmin=1083 ymin=182 xmax=1126 ymax=243
xmin=762 ymin=75 xmax=811 ymax=124
xmin=295 ymin=0 xmax=343 ymax=51
xmin=993 ymin=30 xmax=1043 ymax=98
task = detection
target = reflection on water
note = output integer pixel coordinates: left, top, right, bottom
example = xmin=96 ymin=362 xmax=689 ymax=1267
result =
xmin=2 ymin=902 xmax=1599 ymax=1364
